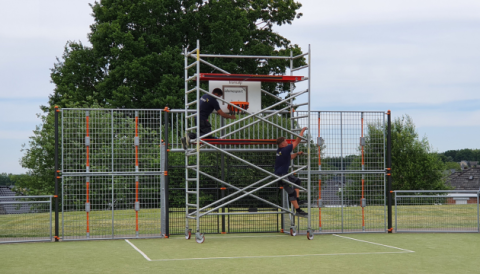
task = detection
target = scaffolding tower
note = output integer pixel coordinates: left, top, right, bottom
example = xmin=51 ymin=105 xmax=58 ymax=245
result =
xmin=183 ymin=40 xmax=313 ymax=243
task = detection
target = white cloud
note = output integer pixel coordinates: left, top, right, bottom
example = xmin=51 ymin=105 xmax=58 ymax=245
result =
xmin=0 ymin=130 xmax=33 ymax=140
xmin=406 ymin=109 xmax=480 ymax=128
xmin=294 ymin=0 xmax=480 ymax=25
xmin=0 ymin=100 xmax=45 ymax=123
xmin=0 ymin=0 xmax=94 ymax=42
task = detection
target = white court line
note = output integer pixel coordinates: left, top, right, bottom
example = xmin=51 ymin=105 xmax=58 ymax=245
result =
xmin=125 ymin=239 xmax=152 ymax=261
xmin=149 ymin=251 xmax=409 ymax=262
xmin=333 ymin=234 xmax=415 ymax=253
xmin=125 ymin=235 xmax=414 ymax=262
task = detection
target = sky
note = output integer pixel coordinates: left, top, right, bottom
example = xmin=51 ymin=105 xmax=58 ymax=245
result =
xmin=0 ymin=0 xmax=479 ymax=174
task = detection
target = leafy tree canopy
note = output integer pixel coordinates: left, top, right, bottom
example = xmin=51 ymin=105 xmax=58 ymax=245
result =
xmin=21 ymin=0 xmax=305 ymax=194
xmin=439 ymin=149 xmax=480 ymax=163
xmin=50 ymin=0 xmax=305 ymax=111
xmin=0 ymin=173 xmax=13 ymax=186
xmin=390 ymin=115 xmax=449 ymax=190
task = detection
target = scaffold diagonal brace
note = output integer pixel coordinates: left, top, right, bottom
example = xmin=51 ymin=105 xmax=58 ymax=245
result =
xmin=196 ymin=170 xmax=294 ymax=214
xmin=199 ymin=140 xmax=308 ymax=191
xmin=197 ymin=167 xmax=306 ymax=217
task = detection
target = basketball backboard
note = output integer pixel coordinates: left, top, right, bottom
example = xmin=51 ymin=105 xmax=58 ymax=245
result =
xmin=209 ymin=81 xmax=261 ymax=113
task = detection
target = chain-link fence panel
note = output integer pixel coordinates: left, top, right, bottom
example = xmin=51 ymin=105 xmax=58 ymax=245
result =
xmin=0 ymin=195 xmax=52 ymax=243
xmin=394 ymin=191 xmax=479 ymax=232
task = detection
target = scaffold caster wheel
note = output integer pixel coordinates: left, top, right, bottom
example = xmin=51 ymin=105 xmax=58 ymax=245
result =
xmin=195 ymin=233 xmax=205 ymax=244
xmin=290 ymin=227 xmax=297 ymax=237
xmin=185 ymin=229 xmax=191 ymax=240
xmin=307 ymin=230 xmax=314 ymax=240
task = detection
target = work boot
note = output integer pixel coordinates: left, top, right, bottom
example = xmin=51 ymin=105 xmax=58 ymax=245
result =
xmin=295 ymin=208 xmax=308 ymax=217
xmin=181 ymin=136 xmax=190 ymax=150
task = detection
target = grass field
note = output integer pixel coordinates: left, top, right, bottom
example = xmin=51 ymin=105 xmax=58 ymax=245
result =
xmin=1 ymin=232 xmax=479 ymax=273
xmin=1 ymin=204 xmax=478 ymax=239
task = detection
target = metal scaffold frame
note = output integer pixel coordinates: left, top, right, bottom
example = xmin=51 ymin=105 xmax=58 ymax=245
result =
xmin=183 ymin=40 xmax=313 ymax=243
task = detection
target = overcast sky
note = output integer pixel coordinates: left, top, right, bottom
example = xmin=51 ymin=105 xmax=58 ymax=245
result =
xmin=1 ymin=0 xmax=479 ymax=174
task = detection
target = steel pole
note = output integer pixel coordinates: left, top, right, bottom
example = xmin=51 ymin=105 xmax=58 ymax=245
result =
xmin=387 ymin=110 xmax=393 ymax=233
xmin=54 ymin=106 xmax=59 ymax=242
xmin=164 ymin=108 xmax=170 ymax=237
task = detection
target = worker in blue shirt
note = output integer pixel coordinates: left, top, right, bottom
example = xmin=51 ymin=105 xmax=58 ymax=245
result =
xmin=181 ymin=88 xmax=236 ymax=149
xmin=275 ymin=127 xmax=308 ymax=216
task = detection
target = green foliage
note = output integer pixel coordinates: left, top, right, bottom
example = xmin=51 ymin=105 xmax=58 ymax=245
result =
xmin=439 ymin=149 xmax=480 ymax=163
xmin=390 ymin=115 xmax=449 ymax=190
xmin=444 ymin=162 xmax=461 ymax=172
xmin=49 ymin=0 xmax=305 ymax=110
xmin=18 ymin=99 xmax=102 ymax=195
xmin=23 ymin=0 xmax=305 ymax=195
xmin=344 ymin=115 xmax=449 ymax=200
xmin=0 ymin=173 xmax=13 ymax=186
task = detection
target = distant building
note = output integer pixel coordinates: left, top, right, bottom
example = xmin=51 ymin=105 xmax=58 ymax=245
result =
xmin=447 ymin=168 xmax=480 ymax=190
xmin=460 ymin=161 xmax=478 ymax=169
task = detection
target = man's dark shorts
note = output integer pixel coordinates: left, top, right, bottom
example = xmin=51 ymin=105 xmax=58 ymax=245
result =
xmin=278 ymin=174 xmax=302 ymax=201
xmin=188 ymin=119 xmax=214 ymax=139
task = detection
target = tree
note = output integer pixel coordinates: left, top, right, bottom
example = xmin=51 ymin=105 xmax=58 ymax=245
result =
xmin=346 ymin=114 xmax=449 ymax=199
xmin=0 ymin=173 xmax=13 ymax=186
xmin=390 ymin=115 xmax=449 ymax=190
xmin=444 ymin=162 xmax=461 ymax=172
xmin=441 ymin=149 xmax=480 ymax=162
xmin=49 ymin=0 xmax=305 ymax=110
xmin=22 ymin=0 xmax=305 ymax=194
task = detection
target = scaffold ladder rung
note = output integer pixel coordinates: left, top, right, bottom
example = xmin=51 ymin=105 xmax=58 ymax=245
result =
xmin=186 ymin=203 xmax=197 ymax=207
xmin=186 ymin=191 xmax=198 ymax=194
xmin=186 ymin=100 xmax=197 ymax=107
xmin=186 ymin=178 xmax=198 ymax=181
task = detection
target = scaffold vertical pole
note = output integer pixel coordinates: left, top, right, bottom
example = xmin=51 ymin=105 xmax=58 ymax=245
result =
xmin=195 ymin=39 xmax=203 ymax=242
xmin=221 ymin=117 xmax=226 ymax=234
xmin=184 ymin=47 xmax=190 ymax=238
xmin=306 ymin=44 xmax=313 ymax=239
xmin=288 ymin=50 xmax=295 ymax=233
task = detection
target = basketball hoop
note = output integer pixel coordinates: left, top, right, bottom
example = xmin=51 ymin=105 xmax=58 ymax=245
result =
xmin=227 ymin=101 xmax=249 ymax=114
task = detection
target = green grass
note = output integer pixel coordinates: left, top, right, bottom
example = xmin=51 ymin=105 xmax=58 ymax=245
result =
xmin=1 ymin=233 xmax=479 ymax=273
xmin=1 ymin=204 xmax=478 ymax=238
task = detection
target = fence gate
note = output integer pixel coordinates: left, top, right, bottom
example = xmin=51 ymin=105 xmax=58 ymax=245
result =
xmin=293 ymin=111 xmax=388 ymax=233
xmin=61 ymin=109 xmax=167 ymax=240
